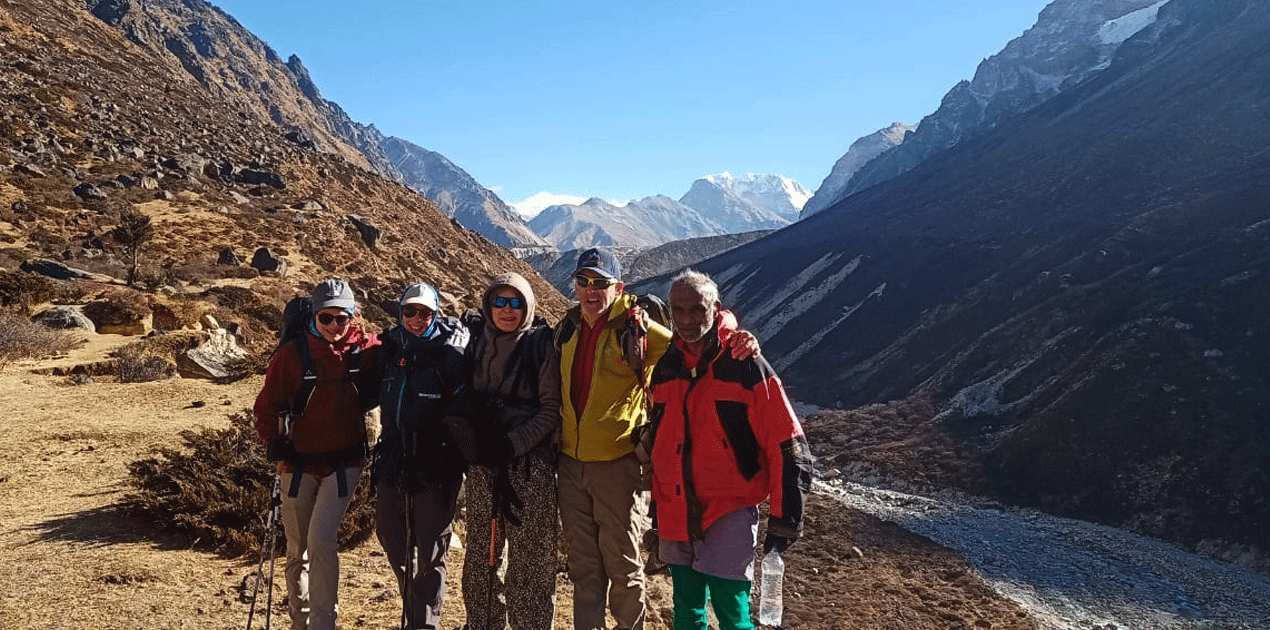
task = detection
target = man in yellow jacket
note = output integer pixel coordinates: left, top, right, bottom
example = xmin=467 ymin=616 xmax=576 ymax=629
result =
xmin=556 ymin=247 xmax=669 ymax=630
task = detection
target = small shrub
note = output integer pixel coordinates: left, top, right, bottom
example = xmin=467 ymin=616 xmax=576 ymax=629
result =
xmin=0 ymin=313 xmax=78 ymax=370
xmin=124 ymin=412 xmax=376 ymax=557
xmin=112 ymin=342 xmax=176 ymax=383
xmin=83 ymin=290 xmax=151 ymax=326
xmin=0 ymin=270 xmax=57 ymax=312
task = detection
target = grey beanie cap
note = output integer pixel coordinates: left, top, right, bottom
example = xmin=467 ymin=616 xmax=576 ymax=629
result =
xmin=311 ymin=278 xmax=357 ymax=311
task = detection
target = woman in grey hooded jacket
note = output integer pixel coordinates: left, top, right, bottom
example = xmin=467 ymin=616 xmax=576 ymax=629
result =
xmin=460 ymin=272 xmax=562 ymax=630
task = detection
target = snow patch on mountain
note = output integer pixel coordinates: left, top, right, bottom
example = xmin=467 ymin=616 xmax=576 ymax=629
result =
xmin=775 ymin=282 xmax=886 ymax=372
xmin=732 ymin=252 xmax=843 ymax=336
xmin=1098 ymin=0 xmax=1169 ymax=45
xmin=755 ymin=254 xmax=862 ymax=342
xmin=513 ymin=192 xmax=587 ymax=219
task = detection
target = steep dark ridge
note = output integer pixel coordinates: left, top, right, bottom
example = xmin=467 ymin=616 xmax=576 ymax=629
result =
xmin=0 ymin=0 xmax=568 ymax=316
xmin=633 ymin=0 xmax=1270 ymax=563
xmin=381 ymin=136 xmax=548 ymax=249
xmin=835 ymin=0 xmax=1164 ymax=203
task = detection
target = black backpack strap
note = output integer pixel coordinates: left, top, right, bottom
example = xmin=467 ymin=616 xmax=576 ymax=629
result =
xmin=290 ymin=337 xmax=319 ymax=426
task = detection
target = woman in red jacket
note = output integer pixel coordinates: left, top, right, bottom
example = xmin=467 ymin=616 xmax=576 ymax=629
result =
xmin=253 ymin=278 xmax=380 ymax=630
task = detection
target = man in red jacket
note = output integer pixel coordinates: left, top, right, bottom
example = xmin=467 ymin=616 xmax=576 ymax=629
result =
xmin=648 ymin=269 xmax=813 ymax=630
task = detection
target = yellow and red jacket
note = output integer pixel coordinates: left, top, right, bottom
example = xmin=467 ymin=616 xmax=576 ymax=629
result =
xmin=557 ymin=293 xmax=671 ymax=462
xmin=649 ymin=311 xmax=813 ymax=543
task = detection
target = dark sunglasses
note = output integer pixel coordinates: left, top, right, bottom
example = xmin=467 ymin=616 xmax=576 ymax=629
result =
xmin=575 ymin=275 xmax=616 ymax=289
xmin=402 ymin=305 xmax=434 ymax=319
xmin=492 ymin=296 xmax=525 ymax=310
xmin=316 ymin=312 xmax=351 ymax=326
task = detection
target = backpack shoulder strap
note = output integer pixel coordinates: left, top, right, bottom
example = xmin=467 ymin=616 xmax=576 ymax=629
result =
xmin=289 ymin=335 xmax=363 ymax=424
xmin=554 ymin=316 xmax=577 ymax=351
xmin=289 ymin=336 xmax=318 ymax=426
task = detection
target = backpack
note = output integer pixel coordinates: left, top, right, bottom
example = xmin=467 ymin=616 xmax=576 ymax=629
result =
xmin=278 ymin=295 xmax=313 ymax=351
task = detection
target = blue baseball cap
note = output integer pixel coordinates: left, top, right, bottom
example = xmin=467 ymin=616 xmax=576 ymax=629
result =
xmin=575 ymin=247 xmax=622 ymax=281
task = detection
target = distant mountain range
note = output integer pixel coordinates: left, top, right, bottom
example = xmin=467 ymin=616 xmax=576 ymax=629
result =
xmin=529 ymin=173 xmax=807 ymax=250
xmin=633 ymin=0 xmax=1270 ymax=568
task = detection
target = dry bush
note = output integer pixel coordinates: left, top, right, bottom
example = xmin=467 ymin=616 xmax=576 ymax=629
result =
xmin=125 ymin=411 xmax=376 ymax=557
xmin=0 ymin=270 xmax=57 ymax=313
xmin=110 ymin=333 xmax=202 ymax=383
xmin=0 ymin=312 xmax=78 ymax=369
xmin=83 ymin=289 xmax=152 ymax=325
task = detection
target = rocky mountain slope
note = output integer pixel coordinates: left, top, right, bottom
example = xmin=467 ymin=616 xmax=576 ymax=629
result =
xmin=801 ymin=122 xmax=912 ymax=219
xmin=633 ymin=0 xmax=1270 ymax=567
xmin=823 ymin=0 xmax=1166 ymax=208
xmin=0 ymin=0 xmax=569 ymax=320
xmin=381 ymin=136 xmax=550 ymax=249
xmin=77 ymin=0 xmax=544 ymax=249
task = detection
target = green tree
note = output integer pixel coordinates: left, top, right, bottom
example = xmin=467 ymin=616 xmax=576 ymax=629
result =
xmin=113 ymin=207 xmax=153 ymax=286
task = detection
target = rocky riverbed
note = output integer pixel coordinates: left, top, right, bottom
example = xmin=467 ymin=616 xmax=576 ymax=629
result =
xmin=820 ymin=480 xmax=1270 ymax=630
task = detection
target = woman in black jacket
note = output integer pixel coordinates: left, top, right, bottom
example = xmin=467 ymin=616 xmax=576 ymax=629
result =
xmin=367 ymin=282 xmax=470 ymax=630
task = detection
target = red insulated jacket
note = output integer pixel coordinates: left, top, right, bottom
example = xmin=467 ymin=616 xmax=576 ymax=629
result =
xmin=649 ymin=311 xmax=813 ymax=543
xmin=253 ymin=326 xmax=381 ymax=473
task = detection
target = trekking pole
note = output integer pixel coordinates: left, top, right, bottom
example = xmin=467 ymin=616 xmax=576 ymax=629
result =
xmin=246 ymin=474 xmax=282 ymax=630
xmin=486 ymin=466 xmax=500 ymax=630
xmin=400 ymin=488 xmax=415 ymax=630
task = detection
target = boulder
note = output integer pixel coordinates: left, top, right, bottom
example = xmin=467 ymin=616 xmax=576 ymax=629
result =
xmin=72 ymin=182 xmax=107 ymax=200
xmin=217 ymin=247 xmax=242 ymax=266
xmin=177 ymin=329 xmax=249 ymax=380
xmin=31 ymin=306 xmax=96 ymax=332
xmin=347 ymin=214 xmax=381 ymax=249
xmin=236 ymin=169 xmax=286 ymax=189
xmin=20 ymin=259 xmax=91 ymax=280
xmin=250 ymin=247 xmax=287 ymax=275
xmin=95 ymin=314 xmax=152 ymax=336
xmin=14 ymin=164 xmax=47 ymax=177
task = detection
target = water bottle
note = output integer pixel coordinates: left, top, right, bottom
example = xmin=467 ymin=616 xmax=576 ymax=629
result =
xmin=757 ymin=550 xmax=784 ymax=626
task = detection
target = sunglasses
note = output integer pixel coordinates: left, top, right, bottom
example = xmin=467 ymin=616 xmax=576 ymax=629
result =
xmin=575 ymin=275 xmax=616 ymax=289
xmin=316 ymin=312 xmax=351 ymax=326
xmin=492 ymin=296 xmax=525 ymax=310
xmin=402 ymin=305 xmax=435 ymax=319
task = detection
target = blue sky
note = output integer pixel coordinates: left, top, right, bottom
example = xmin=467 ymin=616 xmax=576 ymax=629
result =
xmin=211 ymin=0 xmax=1053 ymax=209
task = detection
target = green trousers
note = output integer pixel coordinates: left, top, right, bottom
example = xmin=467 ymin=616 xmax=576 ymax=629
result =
xmin=668 ymin=564 xmax=755 ymax=630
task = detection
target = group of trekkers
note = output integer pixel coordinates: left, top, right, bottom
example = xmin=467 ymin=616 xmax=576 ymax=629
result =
xmin=252 ymin=247 xmax=815 ymax=630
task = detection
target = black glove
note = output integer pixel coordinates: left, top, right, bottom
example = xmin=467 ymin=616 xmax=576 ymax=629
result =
xmin=762 ymin=532 xmax=796 ymax=554
xmin=265 ymin=435 xmax=294 ymax=462
xmin=493 ymin=465 xmax=524 ymax=526
xmin=478 ymin=437 xmax=515 ymax=469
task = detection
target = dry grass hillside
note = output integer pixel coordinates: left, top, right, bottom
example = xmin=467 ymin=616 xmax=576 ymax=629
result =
xmin=0 ymin=331 xmax=1039 ymax=630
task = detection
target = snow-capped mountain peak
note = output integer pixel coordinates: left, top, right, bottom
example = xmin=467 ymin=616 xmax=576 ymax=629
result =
xmin=512 ymin=192 xmax=587 ymax=220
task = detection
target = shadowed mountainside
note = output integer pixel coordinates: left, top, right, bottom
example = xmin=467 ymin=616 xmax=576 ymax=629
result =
xmin=634 ymin=0 xmax=1270 ymax=567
